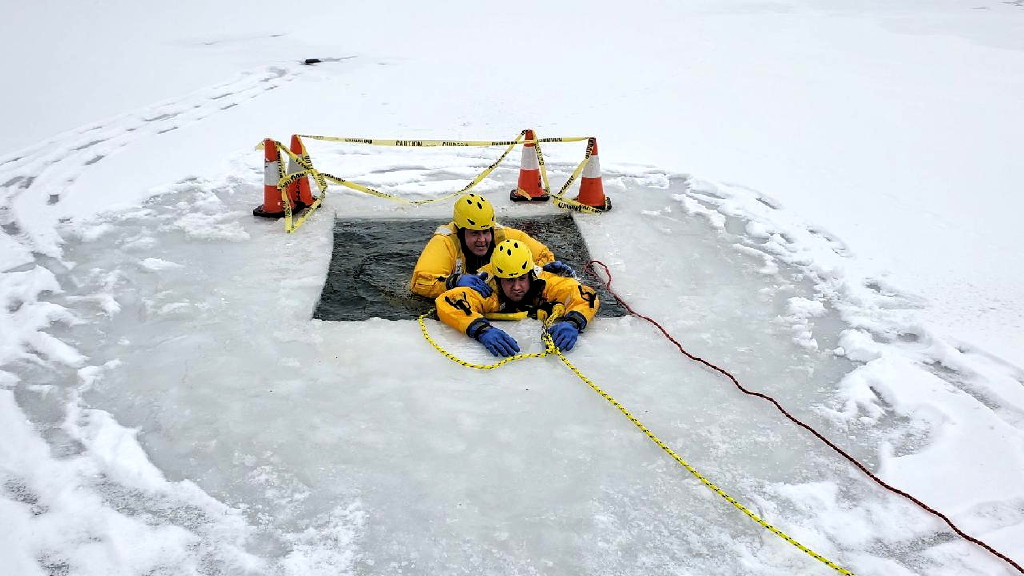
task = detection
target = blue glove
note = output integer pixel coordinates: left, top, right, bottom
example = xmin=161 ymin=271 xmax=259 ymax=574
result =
xmin=546 ymin=321 xmax=579 ymax=351
xmin=542 ymin=261 xmax=576 ymax=277
xmin=455 ymin=273 xmax=493 ymax=298
xmin=477 ymin=326 xmax=520 ymax=357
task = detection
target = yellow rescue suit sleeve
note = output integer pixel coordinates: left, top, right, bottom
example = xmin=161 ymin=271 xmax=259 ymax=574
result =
xmin=539 ymin=272 xmax=600 ymax=327
xmin=409 ymin=228 xmax=463 ymax=299
xmin=435 ymin=287 xmax=500 ymax=336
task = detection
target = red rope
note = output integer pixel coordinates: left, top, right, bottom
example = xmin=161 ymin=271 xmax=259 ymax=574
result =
xmin=585 ymin=260 xmax=1023 ymax=574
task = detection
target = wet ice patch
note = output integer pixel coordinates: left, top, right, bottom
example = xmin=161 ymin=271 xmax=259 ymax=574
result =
xmin=170 ymin=211 xmax=251 ymax=241
xmin=70 ymin=222 xmax=117 ymax=243
xmin=638 ymin=205 xmax=680 ymax=235
xmin=632 ymin=171 xmax=671 ymax=188
xmin=167 ymin=182 xmax=251 ymax=242
xmin=733 ymin=242 xmax=779 ymax=275
xmin=64 ymin=269 xmax=124 ymax=316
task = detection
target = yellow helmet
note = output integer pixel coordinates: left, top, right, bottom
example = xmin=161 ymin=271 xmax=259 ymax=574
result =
xmin=491 ymin=239 xmax=534 ymax=278
xmin=453 ymin=193 xmax=495 ymax=231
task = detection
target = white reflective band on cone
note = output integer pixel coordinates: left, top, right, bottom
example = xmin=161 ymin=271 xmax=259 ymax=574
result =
xmin=264 ymin=160 xmax=281 ymax=185
xmin=288 ymin=153 xmax=312 ymax=174
xmin=582 ymin=155 xmax=601 ymax=178
xmin=519 ymin=146 xmax=540 ymax=170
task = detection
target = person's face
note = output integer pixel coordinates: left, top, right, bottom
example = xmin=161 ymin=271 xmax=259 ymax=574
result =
xmin=498 ymin=275 xmax=530 ymax=302
xmin=464 ymin=228 xmax=493 ymax=257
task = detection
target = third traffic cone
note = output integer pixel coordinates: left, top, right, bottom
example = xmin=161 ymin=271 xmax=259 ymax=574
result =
xmin=286 ymin=134 xmax=317 ymax=210
xmin=574 ymin=137 xmax=611 ymax=212
xmin=510 ymin=129 xmax=549 ymax=202
xmin=253 ymin=138 xmax=286 ymax=218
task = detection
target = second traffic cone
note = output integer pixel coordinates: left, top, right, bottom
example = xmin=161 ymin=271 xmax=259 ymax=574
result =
xmin=510 ymin=129 xmax=549 ymax=202
xmin=574 ymin=137 xmax=611 ymax=212
xmin=286 ymin=134 xmax=317 ymax=210
xmin=253 ymin=138 xmax=287 ymax=218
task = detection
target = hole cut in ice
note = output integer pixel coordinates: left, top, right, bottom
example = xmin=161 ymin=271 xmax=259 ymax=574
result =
xmin=314 ymin=214 xmax=628 ymax=321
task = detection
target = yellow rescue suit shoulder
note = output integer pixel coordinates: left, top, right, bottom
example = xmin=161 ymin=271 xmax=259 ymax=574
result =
xmin=537 ymin=271 xmax=600 ymax=327
xmin=409 ymin=222 xmax=465 ymax=299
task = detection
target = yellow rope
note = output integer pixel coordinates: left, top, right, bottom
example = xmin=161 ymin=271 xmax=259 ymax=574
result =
xmin=548 ymin=338 xmax=856 ymax=575
xmin=417 ymin=310 xmax=550 ymax=370
xmin=418 ymin=312 xmax=856 ymax=575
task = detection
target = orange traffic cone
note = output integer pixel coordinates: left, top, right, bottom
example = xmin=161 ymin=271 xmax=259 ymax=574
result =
xmin=574 ymin=137 xmax=611 ymax=212
xmin=510 ymin=129 xmax=549 ymax=202
xmin=253 ymin=138 xmax=287 ymax=218
xmin=286 ymin=134 xmax=317 ymax=210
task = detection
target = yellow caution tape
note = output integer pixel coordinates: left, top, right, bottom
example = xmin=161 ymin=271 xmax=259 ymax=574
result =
xmin=417 ymin=312 xmax=856 ymax=575
xmin=298 ymin=134 xmax=590 ymax=147
xmin=256 ymin=130 xmax=612 ymax=232
xmin=288 ymin=193 xmax=325 ymax=233
xmin=277 ymin=133 xmax=527 ymax=208
xmin=533 ymin=132 xmax=554 ymax=198
xmin=550 ymin=138 xmax=606 ymax=214
xmin=258 ymin=139 xmax=327 ymax=234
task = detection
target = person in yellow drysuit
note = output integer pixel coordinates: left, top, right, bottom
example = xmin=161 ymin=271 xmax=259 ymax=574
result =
xmin=435 ymin=239 xmax=600 ymax=357
xmin=409 ymin=193 xmax=573 ymax=299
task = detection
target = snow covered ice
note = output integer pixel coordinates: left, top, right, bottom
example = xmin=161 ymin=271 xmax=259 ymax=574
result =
xmin=3 ymin=1 xmax=1024 ymax=575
